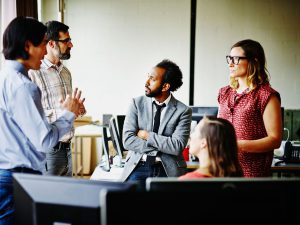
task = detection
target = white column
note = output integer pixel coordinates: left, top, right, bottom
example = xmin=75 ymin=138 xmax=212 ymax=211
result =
xmin=0 ymin=0 xmax=16 ymax=68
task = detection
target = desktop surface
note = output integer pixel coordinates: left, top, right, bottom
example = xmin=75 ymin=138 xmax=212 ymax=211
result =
xmin=90 ymin=164 xmax=124 ymax=181
xmin=91 ymin=159 xmax=300 ymax=182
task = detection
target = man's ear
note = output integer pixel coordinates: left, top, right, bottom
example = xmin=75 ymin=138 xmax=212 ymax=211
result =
xmin=162 ymin=83 xmax=170 ymax=92
xmin=48 ymin=40 xmax=55 ymax=48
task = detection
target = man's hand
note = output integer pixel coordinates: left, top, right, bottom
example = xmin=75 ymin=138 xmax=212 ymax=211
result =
xmin=137 ymin=130 xmax=149 ymax=140
xmin=78 ymin=99 xmax=86 ymax=117
xmin=60 ymin=87 xmax=84 ymax=117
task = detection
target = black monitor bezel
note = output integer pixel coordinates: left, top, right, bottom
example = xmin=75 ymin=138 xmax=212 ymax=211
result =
xmin=13 ymin=173 xmax=136 ymax=225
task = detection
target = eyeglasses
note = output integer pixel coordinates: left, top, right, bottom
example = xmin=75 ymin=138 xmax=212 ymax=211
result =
xmin=54 ymin=38 xmax=72 ymax=44
xmin=226 ymin=55 xmax=247 ymax=65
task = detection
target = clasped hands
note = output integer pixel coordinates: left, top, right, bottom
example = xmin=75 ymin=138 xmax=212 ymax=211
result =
xmin=60 ymin=87 xmax=86 ymax=118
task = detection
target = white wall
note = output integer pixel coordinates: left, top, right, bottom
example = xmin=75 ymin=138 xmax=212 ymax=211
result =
xmin=42 ymin=0 xmax=191 ymax=121
xmin=40 ymin=0 xmax=300 ymax=121
xmin=40 ymin=0 xmax=58 ymax=22
xmin=0 ymin=0 xmax=17 ymax=68
xmin=0 ymin=0 xmax=1 ymax=67
xmin=195 ymin=0 xmax=300 ymax=109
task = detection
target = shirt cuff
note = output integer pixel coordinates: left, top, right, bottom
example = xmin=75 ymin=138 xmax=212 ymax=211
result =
xmin=61 ymin=109 xmax=75 ymax=122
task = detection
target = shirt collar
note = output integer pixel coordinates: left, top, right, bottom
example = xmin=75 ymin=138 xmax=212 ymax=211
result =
xmin=5 ymin=60 xmax=28 ymax=77
xmin=152 ymin=94 xmax=172 ymax=106
xmin=42 ymin=58 xmax=63 ymax=72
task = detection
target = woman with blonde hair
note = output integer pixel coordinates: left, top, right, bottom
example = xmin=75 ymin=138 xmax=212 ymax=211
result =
xmin=218 ymin=39 xmax=282 ymax=177
xmin=179 ymin=116 xmax=243 ymax=179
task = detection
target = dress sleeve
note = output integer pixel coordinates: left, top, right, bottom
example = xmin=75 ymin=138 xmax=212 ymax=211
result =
xmin=259 ymin=84 xmax=281 ymax=115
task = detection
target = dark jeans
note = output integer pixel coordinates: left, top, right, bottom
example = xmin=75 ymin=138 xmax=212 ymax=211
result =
xmin=126 ymin=161 xmax=167 ymax=191
xmin=0 ymin=168 xmax=42 ymax=225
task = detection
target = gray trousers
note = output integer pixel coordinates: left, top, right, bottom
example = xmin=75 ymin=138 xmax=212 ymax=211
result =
xmin=43 ymin=142 xmax=72 ymax=176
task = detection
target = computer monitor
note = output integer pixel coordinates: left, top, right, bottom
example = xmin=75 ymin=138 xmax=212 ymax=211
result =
xmin=190 ymin=106 xmax=218 ymax=123
xmin=100 ymin=126 xmax=111 ymax=171
xmin=116 ymin=115 xmax=125 ymax=145
xmin=109 ymin=117 xmax=126 ymax=162
xmin=13 ymin=173 xmax=136 ymax=225
xmin=100 ymin=177 xmax=300 ymax=225
xmin=144 ymin=177 xmax=300 ymax=224
xmin=102 ymin=114 xmax=113 ymax=127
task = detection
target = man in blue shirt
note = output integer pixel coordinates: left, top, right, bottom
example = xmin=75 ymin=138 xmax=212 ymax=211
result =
xmin=0 ymin=17 xmax=84 ymax=225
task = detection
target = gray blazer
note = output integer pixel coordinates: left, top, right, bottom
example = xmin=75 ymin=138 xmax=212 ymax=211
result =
xmin=120 ymin=95 xmax=192 ymax=182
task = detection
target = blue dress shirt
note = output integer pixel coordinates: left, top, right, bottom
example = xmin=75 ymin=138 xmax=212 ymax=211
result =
xmin=0 ymin=60 xmax=75 ymax=172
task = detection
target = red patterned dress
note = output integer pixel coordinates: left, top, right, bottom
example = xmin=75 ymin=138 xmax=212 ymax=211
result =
xmin=217 ymin=83 xmax=280 ymax=177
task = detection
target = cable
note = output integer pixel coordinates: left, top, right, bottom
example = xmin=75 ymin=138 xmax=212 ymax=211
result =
xmin=284 ymin=128 xmax=289 ymax=141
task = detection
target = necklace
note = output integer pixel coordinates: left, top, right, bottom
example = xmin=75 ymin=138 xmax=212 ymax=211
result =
xmin=228 ymin=87 xmax=250 ymax=112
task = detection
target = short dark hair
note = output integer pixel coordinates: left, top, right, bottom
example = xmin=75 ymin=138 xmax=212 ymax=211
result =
xmin=2 ymin=16 xmax=46 ymax=60
xmin=156 ymin=59 xmax=183 ymax=92
xmin=45 ymin=20 xmax=69 ymax=40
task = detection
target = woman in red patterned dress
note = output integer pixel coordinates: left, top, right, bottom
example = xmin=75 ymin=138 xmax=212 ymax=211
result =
xmin=218 ymin=39 xmax=282 ymax=177
xmin=179 ymin=116 xmax=243 ymax=179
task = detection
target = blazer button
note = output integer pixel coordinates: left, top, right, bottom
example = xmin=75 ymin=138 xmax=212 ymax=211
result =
xmin=134 ymin=162 xmax=137 ymax=165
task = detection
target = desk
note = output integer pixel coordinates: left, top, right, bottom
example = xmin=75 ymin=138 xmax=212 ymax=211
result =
xmin=90 ymin=159 xmax=300 ymax=180
xmin=187 ymin=160 xmax=300 ymax=177
xmin=90 ymin=165 xmax=124 ymax=181
xmin=271 ymin=159 xmax=300 ymax=177
xmin=187 ymin=161 xmax=200 ymax=170
xmin=91 ymin=161 xmax=199 ymax=181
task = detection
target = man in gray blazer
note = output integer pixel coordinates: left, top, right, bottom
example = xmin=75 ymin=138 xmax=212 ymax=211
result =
xmin=120 ymin=59 xmax=192 ymax=186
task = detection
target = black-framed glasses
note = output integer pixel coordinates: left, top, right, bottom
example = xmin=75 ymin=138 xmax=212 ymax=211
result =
xmin=226 ymin=55 xmax=247 ymax=65
xmin=54 ymin=38 xmax=72 ymax=44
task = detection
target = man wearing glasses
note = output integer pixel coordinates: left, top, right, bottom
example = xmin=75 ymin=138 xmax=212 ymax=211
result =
xmin=29 ymin=21 xmax=86 ymax=176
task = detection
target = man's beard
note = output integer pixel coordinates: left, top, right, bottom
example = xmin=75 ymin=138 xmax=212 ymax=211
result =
xmin=55 ymin=46 xmax=71 ymax=60
xmin=145 ymin=84 xmax=163 ymax=97
xmin=59 ymin=49 xmax=71 ymax=60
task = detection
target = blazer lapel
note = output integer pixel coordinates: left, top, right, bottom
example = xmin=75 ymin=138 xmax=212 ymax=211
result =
xmin=158 ymin=96 xmax=177 ymax=134
xmin=144 ymin=97 xmax=153 ymax=131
